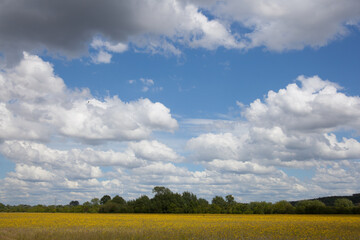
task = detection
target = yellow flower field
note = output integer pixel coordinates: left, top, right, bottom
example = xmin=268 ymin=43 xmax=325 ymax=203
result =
xmin=0 ymin=213 xmax=359 ymax=239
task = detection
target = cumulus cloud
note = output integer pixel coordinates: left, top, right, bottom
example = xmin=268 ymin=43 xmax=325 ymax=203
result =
xmin=91 ymin=50 xmax=112 ymax=64
xmin=0 ymin=0 xmax=242 ymax=63
xmin=129 ymin=140 xmax=184 ymax=163
xmin=2 ymin=72 xmax=360 ymax=204
xmin=0 ymin=139 xmax=184 ymax=173
xmin=0 ymin=52 xmax=178 ymax=143
xmin=2 ymin=0 xmax=357 ymax=63
xmin=209 ymin=0 xmax=360 ymax=51
xmin=205 ymin=160 xmax=277 ymax=175
xmin=0 ymin=136 xmax=311 ymax=204
xmin=90 ymin=38 xmax=128 ymax=64
xmin=244 ymin=75 xmax=360 ymax=133
xmin=0 ymin=139 xmax=185 ymax=204
xmin=187 ymin=133 xmax=245 ymax=161
xmin=9 ymin=164 xmax=55 ymax=182
xmin=189 ymin=76 xmax=360 ymax=166
xmin=187 ymin=76 xmax=360 ymax=199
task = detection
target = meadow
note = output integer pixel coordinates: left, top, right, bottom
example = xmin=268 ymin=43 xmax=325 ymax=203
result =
xmin=1 ymin=213 xmax=360 ymax=240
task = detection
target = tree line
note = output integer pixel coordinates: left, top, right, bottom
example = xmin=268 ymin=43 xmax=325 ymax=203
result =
xmin=1 ymin=187 xmax=359 ymax=214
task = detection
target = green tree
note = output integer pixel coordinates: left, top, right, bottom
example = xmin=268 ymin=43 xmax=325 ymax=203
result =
xmin=152 ymin=186 xmax=172 ymax=196
xmin=111 ymin=195 xmax=128 ymax=213
xmin=296 ymin=200 xmax=326 ymax=214
xmin=273 ymin=200 xmax=295 ymax=214
xmin=132 ymin=195 xmax=151 ymax=213
xmin=182 ymin=191 xmax=198 ymax=213
xmin=69 ymin=201 xmax=79 ymax=206
xmin=91 ymin=198 xmax=100 ymax=206
xmin=100 ymin=195 xmax=111 ymax=205
xmin=334 ymin=198 xmax=354 ymax=208
xmin=249 ymin=202 xmax=273 ymax=214
xmin=195 ymin=198 xmax=209 ymax=213
xmin=0 ymin=203 xmax=6 ymax=212
xmin=99 ymin=201 xmax=120 ymax=213
xmin=211 ymin=196 xmax=227 ymax=213
xmin=112 ymin=195 xmax=126 ymax=205
xmin=151 ymin=186 xmax=178 ymax=213
xmin=233 ymin=203 xmax=252 ymax=214
xmin=225 ymin=195 xmax=236 ymax=213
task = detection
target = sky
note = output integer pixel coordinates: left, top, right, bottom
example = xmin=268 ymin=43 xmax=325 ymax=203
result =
xmin=0 ymin=0 xmax=360 ymax=205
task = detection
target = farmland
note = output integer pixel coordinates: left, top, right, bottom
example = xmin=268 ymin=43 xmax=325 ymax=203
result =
xmin=1 ymin=213 xmax=360 ymax=239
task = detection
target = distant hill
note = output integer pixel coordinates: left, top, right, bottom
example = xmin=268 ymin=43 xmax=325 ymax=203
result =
xmin=291 ymin=193 xmax=360 ymax=206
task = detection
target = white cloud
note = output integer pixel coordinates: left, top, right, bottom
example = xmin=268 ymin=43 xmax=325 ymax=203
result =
xmin=244 ymin=75 xmax=360 ymax=133
xmin=91 ymin=39 xmax=128 ymax=53
xmin=140 ymin=78 xmax=154 ymax=92
xmin=0 ymin=53 xmax=178 ymax=143
xmin=186 ymin=76 xmax=360 ymax=199
xmin=92 ymin=50 xmax=112 ymax=64
xmin=130 ymin=77 xmax=163 ymax=93
xmin=129 ymin=140 xmax=184 ymax=163
xmin=140 ymin=78 xmax=154 ymax=86
xmin=1 ymin=0 xmax=359 ymax=62
xmin=90 ymin=38 xmax=128 ymax=64
xmin=0 ymin=139 xmax=183 ymax=172
xmin=2 ymin=72 xmax=360 ymax=204
xmin=9 ymin=164 xmax=55 ymax=182
xmin=205 ymin=159 xmax=277 ymax=175
xmin=211 ymin=0 xmax=360 ymax=51
xmin=187 ymin=133 xmax=244 ymax=161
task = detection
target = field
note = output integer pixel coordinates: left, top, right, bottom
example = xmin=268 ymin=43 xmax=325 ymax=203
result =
xmin=0 ymin=213 xmax=360 ymax=239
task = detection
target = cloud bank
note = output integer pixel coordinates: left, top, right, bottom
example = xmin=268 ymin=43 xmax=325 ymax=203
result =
xmin=1 ymin=54 xmax=359 ymax=204
xmin=0 ymin=0 xmax=359 ymax=63
xmin=0 ymin=52 xmax=178 ymax=143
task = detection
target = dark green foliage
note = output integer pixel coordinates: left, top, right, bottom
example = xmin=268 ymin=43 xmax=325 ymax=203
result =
xmin=295 ymin=200 xmax=326 ymax=214
xmin=182 ymin=192 xmax=198 ymax=213
xmin=2 ymin=189 xmax=360 ymax=214
xmin=273 ymin=200 xmax=295 ymax=214
xmin=100 ymin=195 xmax=111 ymax=205
xmin=0 ymin=202 xmax=5 ymax=211
xmin=69 ymin=201 xmax=79 ymax=206
xmin=211 ymin=196 xmax=227 ymax=213
xmin=291 ymin=193 xmax=360 ymax=206
xmin=249 ymin=201 xmax=273 ymax=214
xmin=91 ymin=198 xmax=100 ymax=206
xmin=334 ymin=198 xmax=354 ymax=208
xmin=99 ymin=201 xmax=121 ymax=213
xmin=129 ymin=195 xmax=151 ymax=213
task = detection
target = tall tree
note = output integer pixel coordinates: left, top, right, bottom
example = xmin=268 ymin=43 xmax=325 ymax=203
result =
xmin=100 ymin=195 xmax=111 ymax=205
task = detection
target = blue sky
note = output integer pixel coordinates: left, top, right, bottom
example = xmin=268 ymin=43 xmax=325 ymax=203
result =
xmin=0 ymin=0 xmax=360 ymax=205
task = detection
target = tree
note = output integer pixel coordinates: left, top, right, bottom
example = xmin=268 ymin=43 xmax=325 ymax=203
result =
xmin=69 ymin=200 xmax=79 ymax=206
xmin=112 ymin=195 xmax=126 ymax=205
xmin=131 ymin=195 xmax=151 ymax=213
xmin=249 ymin=202 xmax=273 ymax=214
xmin=182 ymin=191 xmax=198 ymax=213
xmin=225 ymin=195 xmax=235 ymax=204
xmin=0 ymin=203 xmax=6 ymax=212
xmin=195 ymin=198 xmax=209 ymax=213
xmin=152 ymin=186 xmax=172 ymax=196
xmin=91 ymin=198 xmax=100 ymax=206
xmin=225 ymin=195 xmax=236 ymax=213
xmin=296 ymin=200 xmax=326 ymax=214
xmin=211 ymin=196 xmax=227 ymax=213
xmin=273 ymin=200 xmax=295 ymax=214
xmin=100 ymin=195 xmax=111 ymax=205
xmin=99 ymin=201 xmax=120 ymax=213
xmin=233 ymin=203 xmax=252 ymax=214
xmin=151 ymin=186 xmax=176 ymax=213
xmin=334 ymin=198 xmax=354 ymax=208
